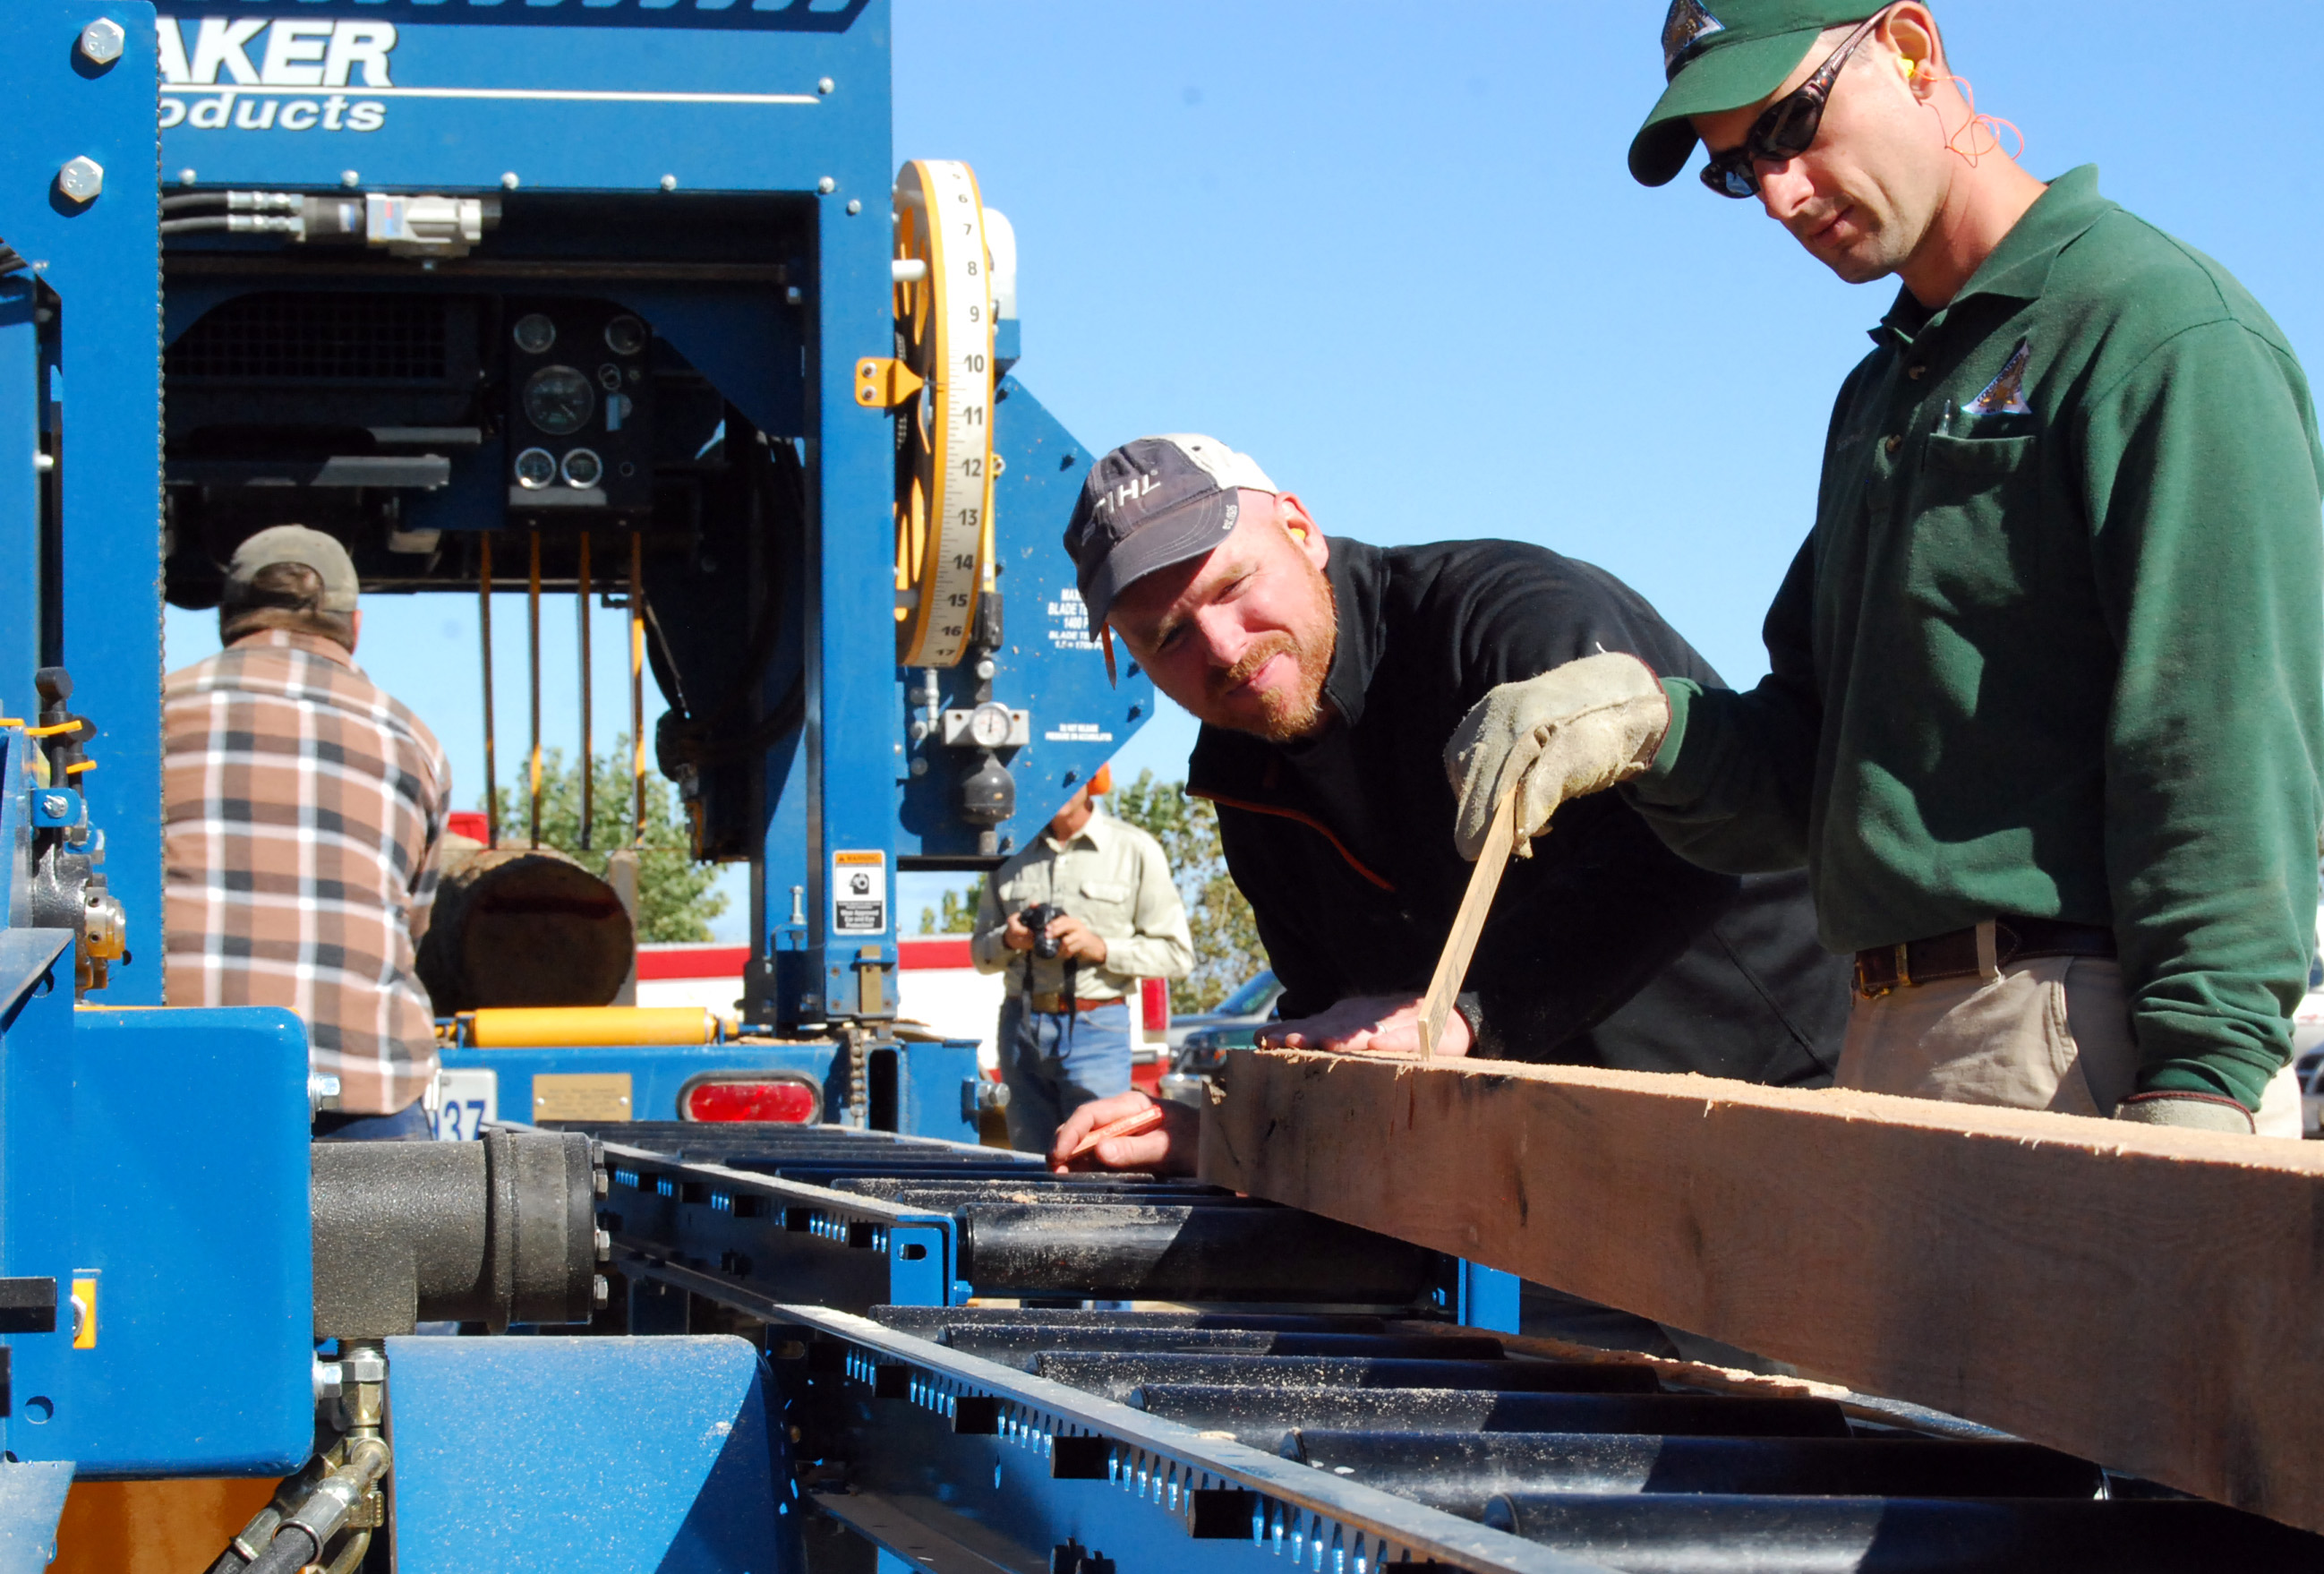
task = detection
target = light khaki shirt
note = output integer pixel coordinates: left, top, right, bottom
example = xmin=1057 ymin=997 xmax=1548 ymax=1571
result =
xmin=970 ymin=809 xmax=1193 ymax=1000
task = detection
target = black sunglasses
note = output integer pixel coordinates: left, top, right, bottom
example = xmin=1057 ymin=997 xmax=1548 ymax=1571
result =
xmin=1700 ymin=8 xmax=1893 ymax=199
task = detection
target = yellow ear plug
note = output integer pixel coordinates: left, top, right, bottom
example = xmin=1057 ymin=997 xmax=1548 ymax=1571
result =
xmin=1899 ymin=56 xmax=1917 ymax=79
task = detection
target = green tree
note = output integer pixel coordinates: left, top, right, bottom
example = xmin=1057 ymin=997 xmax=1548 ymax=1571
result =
xmin=918 ymin=877 xmax=986 ymax=936
xmin=1109 ymin=769 xmax=1267 ymax=1014
xmin=483 ymin=737 xmax=729 ymax=943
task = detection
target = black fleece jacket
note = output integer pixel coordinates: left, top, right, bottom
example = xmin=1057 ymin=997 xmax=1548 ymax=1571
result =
xmin=1183 ymin=537 xmax=1847 ymax=1083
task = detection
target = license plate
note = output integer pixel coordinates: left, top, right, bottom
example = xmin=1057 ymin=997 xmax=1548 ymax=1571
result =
xmin=430 ymin=1067 xmax=498 ymax=1141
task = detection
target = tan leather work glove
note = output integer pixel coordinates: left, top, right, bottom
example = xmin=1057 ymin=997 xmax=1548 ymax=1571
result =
xmin=2114 ymin=1091 xmax=2255 ymax=1133
xmin=1444 ymin=654 xmax=1670 ymax=861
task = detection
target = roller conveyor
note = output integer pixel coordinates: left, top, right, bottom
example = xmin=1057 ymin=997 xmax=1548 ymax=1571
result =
xmin=570 ymin=1120 xmax=1452 ymax=1309
xmin=593 ymin=1123 xmax=2324 ymax=1573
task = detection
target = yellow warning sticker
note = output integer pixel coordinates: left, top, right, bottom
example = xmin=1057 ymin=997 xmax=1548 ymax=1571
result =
xmin=833 ymin=849 xmax=887 ymax=937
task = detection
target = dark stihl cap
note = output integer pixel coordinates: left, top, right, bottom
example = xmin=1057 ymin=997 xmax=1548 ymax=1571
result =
xmin=1062 ymin=433 xmax=1277 ymax=628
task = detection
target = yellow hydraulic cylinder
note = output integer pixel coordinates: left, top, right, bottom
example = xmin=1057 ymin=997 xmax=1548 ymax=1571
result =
xmin=465 ymin=1006 xmax=718 ymax=1048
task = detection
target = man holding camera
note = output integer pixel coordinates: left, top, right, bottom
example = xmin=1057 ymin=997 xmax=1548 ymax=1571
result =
xmin=971 ymin=766 xmax=1194 ymax=1151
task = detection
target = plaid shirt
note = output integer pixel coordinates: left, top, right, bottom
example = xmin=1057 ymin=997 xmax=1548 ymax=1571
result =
xmin=163 ymin=630 xmax=450 ymax=1114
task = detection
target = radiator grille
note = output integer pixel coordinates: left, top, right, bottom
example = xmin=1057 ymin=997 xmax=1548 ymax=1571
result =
xmin=168 ymin=293 xmax=449 ymax=381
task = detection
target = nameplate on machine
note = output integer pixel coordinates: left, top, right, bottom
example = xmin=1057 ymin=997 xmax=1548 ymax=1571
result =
xmin=532 ymin=1073 xmax=634 ymax=1122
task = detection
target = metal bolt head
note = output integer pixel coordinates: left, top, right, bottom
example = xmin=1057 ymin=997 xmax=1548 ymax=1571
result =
xmin=784 ymin=286 xmax=803 ymax=306
xmin=340 ymin=170 xmax=360 ymax=189
xmin=660 ymin=174 xmax=679 ymax=192
xmin=40 ymin=794 xmax=68 ymax=817
xmin=501 ymin=172 xmax=520 ymax=191
xmin=594 ymin=1227 xmax=611 ymax=1262
xmin=312 ymin=1359 xmax=345 ymax=1403
xmin=56 ymin=158 xmax=102 ymax=204
xmin=78 ymin=19 xmax=124 ymax=65
xmin=592 ymin=1274 xmax=610 ymax=1307
xmin=176 ymin=168 xmax=197 ymax=187
xmin=846 ymin=199 xmax=863 ymax=216
xmin=817 ymin=76 xmax=834 ymax=95
xmin=816 ymin=176 xmax=837 ymax=195
xmin=341 ymin=1347 xmax=387 ymax=1383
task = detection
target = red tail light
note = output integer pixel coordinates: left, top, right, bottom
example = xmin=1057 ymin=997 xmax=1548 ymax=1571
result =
xmin=1141 ymin=976 xmax=1170 ymax=1039
xmin=681 ymin=1077 xmax=820 ymax=1124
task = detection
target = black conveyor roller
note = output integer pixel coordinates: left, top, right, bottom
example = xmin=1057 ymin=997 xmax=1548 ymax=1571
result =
xmin=1481 ymin=1493 xmax=2324 ymax=1573
xmin=946 ymin=1328 xmax=1505 ymax=1367
xmin=1042 ymin=1354 xmax=1655 ymax=1404
xmin=960 ymin=1203 xmax=1440 ymax=1303
xmin=1284 ymin=1431 xmax=2101 ymax=1516
xmin=1137 ymin=1385 xmax=1816 ymax=1446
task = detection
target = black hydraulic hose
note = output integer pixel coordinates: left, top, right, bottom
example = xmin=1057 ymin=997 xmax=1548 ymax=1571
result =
xmin=239 ymin=1526 xmax=320 ymax=1574
xmin=160 ymin=192 xmax=229 ymax=212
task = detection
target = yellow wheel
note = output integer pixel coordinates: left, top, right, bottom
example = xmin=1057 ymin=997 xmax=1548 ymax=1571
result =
xmin=889 ymin=158 xmax=996 ymax=669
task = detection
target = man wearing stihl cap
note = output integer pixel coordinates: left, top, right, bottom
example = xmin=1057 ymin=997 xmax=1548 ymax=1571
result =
xmin=1047 ymin=433 xmax=1850 ymax=1176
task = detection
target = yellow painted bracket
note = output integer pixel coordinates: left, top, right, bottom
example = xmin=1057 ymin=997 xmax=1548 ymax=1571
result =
xmin=854 ymin=355 xmax=925 ymax=410
xmin=70 ymin=1273 xmax=97 ymax=1349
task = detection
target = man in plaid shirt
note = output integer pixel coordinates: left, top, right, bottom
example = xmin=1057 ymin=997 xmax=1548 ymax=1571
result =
xmin=164 ymin=526 xmax=451 ymax=1140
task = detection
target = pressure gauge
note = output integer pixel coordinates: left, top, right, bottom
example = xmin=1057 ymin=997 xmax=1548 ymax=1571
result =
xmin=512 ymin=447 xmax=557 ymax=490
xmin=522 ymin=365 xmax=594 ymax=435
xmin=967 ymin=701 xmax=1014 ymax=749
xmin=603 ymin=315 xmax=648 ymax=356
xmin=512 ymin=313 xmax=557 ymax=355
xmin=561 ymin=448 xmax=604 ymax=489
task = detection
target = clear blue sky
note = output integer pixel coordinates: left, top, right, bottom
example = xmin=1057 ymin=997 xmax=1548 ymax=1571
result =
xmin=167 ymin=2 xmax=2324 ymax=940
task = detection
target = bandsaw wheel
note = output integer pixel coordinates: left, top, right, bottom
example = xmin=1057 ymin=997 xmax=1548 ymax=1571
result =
xmin=888 ymin=158 xmax=996 ymax=669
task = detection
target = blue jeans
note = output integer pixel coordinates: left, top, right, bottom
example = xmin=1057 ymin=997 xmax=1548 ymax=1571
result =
xmin=1000 ymin=997 xmax=1132 ymax=1153
xmin=312 ymin=1102 xmax=432 ymax=1142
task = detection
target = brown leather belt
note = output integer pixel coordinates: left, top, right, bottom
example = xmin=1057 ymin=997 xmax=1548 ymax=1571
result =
xmin=1024 ymin=992 xmax=1120 ymax=1015
xmin=1854 ymin=919 xmax=2115 ymax=997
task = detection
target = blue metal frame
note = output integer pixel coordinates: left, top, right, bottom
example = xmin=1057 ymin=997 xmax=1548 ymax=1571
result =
xmin=152 ymin=0 xmax=1149 ymax=1056
xmin=0 ymin=3 xmax=167 ymax=1005
xmin=435 ymin=1035 xmax=980 ymax=1138
xmin=386 ymin=1333 xmax=792 ymax=1574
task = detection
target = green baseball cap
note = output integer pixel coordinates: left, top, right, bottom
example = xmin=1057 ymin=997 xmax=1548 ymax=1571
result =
xmin=1629 ymin=0 xmax=1878 ymax=187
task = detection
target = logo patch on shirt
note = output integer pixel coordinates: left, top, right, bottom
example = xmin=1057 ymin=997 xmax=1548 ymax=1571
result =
xmin=1966 ymin=338 xmax=2034 ymax=417
xmin=1662 ymin=0 xmax=1727 ymax=78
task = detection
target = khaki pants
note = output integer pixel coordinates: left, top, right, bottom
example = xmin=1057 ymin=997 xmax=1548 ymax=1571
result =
xmin=1837 ymin=955 xmax=2303 ymax=1139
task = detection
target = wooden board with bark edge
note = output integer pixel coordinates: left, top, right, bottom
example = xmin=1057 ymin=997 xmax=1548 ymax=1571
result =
xmin=1198 ymin=1048 xmax=2324 ymax=1533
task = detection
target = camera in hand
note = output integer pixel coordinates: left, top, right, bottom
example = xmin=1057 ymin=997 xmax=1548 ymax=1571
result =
xmin=1020 ymin=902 xmax=1065 ymax=961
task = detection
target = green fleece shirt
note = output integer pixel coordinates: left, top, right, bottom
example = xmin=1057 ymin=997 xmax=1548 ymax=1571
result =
xmin=1628 ymin=167 xmax=2324 ymax=1111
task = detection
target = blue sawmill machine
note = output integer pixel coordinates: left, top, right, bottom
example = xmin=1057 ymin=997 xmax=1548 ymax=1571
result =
xmin=0 ymin=3 xmax=2317 ymax=1571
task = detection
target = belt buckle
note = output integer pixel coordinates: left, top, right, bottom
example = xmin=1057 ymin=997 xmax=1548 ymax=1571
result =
xmin=1854 ymin=944 xmax=1910 ymax=1000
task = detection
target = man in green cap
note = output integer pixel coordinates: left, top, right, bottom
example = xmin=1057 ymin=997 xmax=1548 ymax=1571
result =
xmin=1444 ymin=1 xmax=2324 ymax=1133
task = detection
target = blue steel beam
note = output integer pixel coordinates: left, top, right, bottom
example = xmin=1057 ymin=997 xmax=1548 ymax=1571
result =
xmin=0 ymin=4 xmax=167 ymax=1004
xmin=799 ymin=36 xmax=898 ymax=1024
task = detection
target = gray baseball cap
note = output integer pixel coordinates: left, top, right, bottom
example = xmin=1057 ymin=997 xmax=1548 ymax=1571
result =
xmin=226 ymin=526 xmax=359 ymax=612
xmin=1064 ymin=434 xmax=1277 ymax=627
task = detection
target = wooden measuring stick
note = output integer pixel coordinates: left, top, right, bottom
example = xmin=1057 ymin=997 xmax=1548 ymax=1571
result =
xmin=1417 ymin=779 xmax=1524 ymax=1059
xmin=1066 ymin=1102 xmax=1167 ymax=1159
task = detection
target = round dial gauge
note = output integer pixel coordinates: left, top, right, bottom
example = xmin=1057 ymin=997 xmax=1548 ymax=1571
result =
xmin=522 ymin=365 xmax=594 ymax=435
xmin=512 ymin=313 xmax=557 ymax=355
xmin=512 ymin=447 xmax=557 ymax=490
xmin=602 ymin=315 xmax=648 ymax=356
xmin=596 ymin=363 xmax=623 ymax=391
xmin=967 ymin=702 xmax=1013 ymax=749
xmin=561 ymin=448 xmax=604 ymax=489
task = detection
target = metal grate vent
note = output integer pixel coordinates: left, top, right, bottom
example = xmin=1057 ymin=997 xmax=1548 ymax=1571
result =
xmin=168 ymin=293 xmax=449 ymax=381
